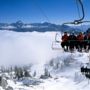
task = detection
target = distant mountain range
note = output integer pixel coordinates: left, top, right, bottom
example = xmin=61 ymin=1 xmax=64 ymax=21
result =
xmin=0 ymin=20 xmax=90 ymax=33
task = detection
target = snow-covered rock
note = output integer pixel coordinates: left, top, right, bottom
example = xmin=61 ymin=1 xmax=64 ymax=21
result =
xmin=6 ymin=86 xmax=13 ymax=90
xmin=0 ymin=76 xmax=8 ymax=89
xmin=22 ymin=77 xmax=42 ymax=86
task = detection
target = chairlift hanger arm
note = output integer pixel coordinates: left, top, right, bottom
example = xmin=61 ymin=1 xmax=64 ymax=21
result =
xmin=63 ymin=21 xmax=90 ymax=25
xmin=63 ymin=0 xmax=86 ymax=25
xmin=75 ymin=0 xmax=85 ymax=22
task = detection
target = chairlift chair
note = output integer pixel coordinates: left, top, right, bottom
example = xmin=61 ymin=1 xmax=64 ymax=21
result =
xmin=52 ymin=0 xmax=90 ymax=51
xmin=52 ymin=32 xmax=62 ymax=50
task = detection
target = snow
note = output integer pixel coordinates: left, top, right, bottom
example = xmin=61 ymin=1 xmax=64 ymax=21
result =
xmin=4 ymin=74 xmax=90 ymax=90
xmin=0 ymin=30 xmax=90 ymax=90
xmin=22 ymin=25 xmax=34 ymax=28
xmin=1 ymin=25 xmax=16 ymax=29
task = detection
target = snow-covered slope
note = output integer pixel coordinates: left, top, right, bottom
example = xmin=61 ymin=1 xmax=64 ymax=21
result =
xmin=0 ymin=30 xmax=90 ymax=90
xmin=0 ymin=52 xmax=90 ymax=90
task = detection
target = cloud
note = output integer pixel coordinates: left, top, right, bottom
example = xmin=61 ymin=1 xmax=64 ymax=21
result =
xmin=0 ymin=31 xmax=61 ymax=70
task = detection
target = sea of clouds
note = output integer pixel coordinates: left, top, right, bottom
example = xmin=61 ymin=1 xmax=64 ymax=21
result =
xmin=0 ymin=30 xmax=61 ymax=75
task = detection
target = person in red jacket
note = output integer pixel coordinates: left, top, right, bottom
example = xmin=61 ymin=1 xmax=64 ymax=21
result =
xmin=61 ymin=32 xmax=69 ymax=51
xmin=87 ymin=32 xmax=90 ymax=50
xmin=77 ymin=32 xmax=84 ymax=52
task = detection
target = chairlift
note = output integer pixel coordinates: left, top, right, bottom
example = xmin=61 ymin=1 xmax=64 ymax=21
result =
xmin=52 ymin=0 xmax=90 ymax=51
xmin=52 ymin=32 xmax=62 ymax=50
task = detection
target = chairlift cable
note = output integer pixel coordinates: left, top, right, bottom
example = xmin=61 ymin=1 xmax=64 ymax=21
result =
xmin=31 ymin=0 xmax=50 ymax=23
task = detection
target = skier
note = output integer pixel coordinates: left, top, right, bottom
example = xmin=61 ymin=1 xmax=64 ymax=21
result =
xmin=68 ymin=33 xmax=77 ymax=52
xmin=83 ymin=32 xmax=88 ymax=52
xmin=61 ymin=32 xmax=69 ymax=51
xmin=87 ymin=32 xmax=90 ymax=50
xmin=76 ymin=32 xmax=84 ymax=52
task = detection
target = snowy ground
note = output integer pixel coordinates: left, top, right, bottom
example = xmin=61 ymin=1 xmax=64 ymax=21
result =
xmin=0 ymin=31 xmax=90 ymax=90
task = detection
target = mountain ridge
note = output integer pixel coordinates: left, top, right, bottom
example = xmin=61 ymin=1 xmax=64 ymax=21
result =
xmin=0 ymin=21 xmax=90 ymax=33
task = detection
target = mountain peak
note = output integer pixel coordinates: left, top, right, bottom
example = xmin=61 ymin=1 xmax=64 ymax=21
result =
xmin=16 ymin=20 xmax=24 ymax=24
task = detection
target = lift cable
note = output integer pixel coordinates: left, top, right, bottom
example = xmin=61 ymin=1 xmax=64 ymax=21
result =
xmin=31 ymin=0 xmax=50 ymax=23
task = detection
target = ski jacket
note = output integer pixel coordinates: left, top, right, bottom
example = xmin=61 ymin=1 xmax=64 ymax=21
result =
xmin=68 ymin=35 xmax=76 ymax=41
xmin=88 ymin=33 xmax=90 ymax=40
xmin=62 ymin=35 xmax=68 ymax=42
xmin=77 ymin=34 xmax=84 ymax=42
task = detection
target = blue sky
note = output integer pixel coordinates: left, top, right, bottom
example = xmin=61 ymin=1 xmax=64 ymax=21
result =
xmin=0 ymin=0 xmax=90 ymax=24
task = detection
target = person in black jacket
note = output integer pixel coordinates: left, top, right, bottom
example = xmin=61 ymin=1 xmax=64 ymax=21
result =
xmin=87 ymin=32 xmax=90 ymax=50
xmin=68 ymin=33 xmax=77 ymax=51
xmin=83 ymin=32 xmax=88 ymax=51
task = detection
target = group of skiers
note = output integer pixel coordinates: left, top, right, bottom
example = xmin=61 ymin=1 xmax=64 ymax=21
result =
xmin=61 ymin=32 xmax=90 ymax=52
